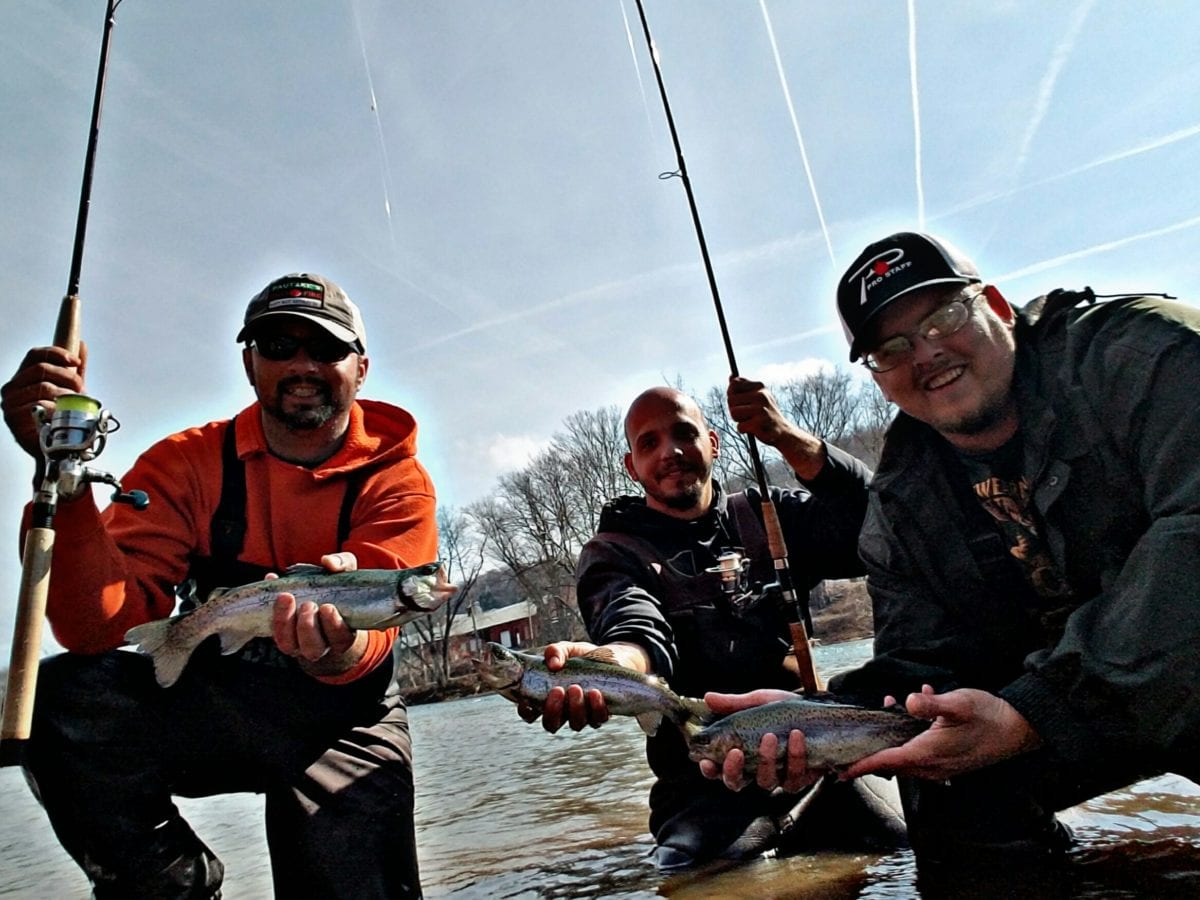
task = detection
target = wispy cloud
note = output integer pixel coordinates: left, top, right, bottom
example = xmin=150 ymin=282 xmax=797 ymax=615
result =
xmin=1012 ymin=0 xmax=1097 ymax=179
xmin=409 ymin=258 xmax=697 ymax=351
xmin=759 ymin=0 xmax=835 ymax=264
xmin=410 ymin=226 xmax=833 ymax=353
xmin=997 ymin=214 xmax=1200 ymax=280
xmin=934 ymin=121 xmax=1200 ymax=222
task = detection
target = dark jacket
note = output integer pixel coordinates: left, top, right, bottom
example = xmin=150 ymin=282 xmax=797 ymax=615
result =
xmin=577 ymin=444 xmax=872 ymax=781
xmin=833 ymin=291 xmax=1200 ymax=775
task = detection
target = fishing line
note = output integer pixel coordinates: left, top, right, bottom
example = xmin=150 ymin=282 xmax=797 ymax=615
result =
xmin=758 ymin=0 xmax=836 ymax=266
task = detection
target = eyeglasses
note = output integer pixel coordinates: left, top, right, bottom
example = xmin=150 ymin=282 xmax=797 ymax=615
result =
xmin=862 ymin=290 xmax=982 ymax=373
xmin=251 ymin=334 xmax=355 ymax=364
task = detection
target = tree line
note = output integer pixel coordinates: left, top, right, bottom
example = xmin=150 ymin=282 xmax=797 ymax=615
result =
xmin=399 ymin=369 xmax=892 ymax=689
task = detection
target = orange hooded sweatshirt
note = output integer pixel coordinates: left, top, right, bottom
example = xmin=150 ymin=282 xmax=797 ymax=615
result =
xmin=25 ymin=398 xmax=438 ymax=684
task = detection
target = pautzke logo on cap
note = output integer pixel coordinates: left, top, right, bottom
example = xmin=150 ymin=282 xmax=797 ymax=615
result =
xmin=263 ymin=278 xmax=327 ymax=312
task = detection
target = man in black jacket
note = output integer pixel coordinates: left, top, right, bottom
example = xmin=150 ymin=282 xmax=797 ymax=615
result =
xmin=517 ymin=383 xmax=904 ymax=869
xmin=708 ymin=231 xmax=1200 ymax=874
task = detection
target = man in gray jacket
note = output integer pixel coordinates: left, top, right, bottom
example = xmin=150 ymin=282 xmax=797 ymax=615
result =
xmin=708 ymin=231 xmax=1200 ymax=875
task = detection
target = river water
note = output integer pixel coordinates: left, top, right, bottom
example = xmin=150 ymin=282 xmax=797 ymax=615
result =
xmin=2 ymin=639 xmax=1199 ymax=898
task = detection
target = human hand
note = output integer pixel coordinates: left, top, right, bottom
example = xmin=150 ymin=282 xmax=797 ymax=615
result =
xmin=726 ymin=376 xmax=791 ymax=445
xmin=726 ymin=376 xmax=825 ymax=479
xmin=840 ymin=686 xmax=1042 ymax=781
xmin=518 ymin=641 xmax=611 ymax=734
xmin=697 ymin=690 xmax=822 ymax=793
xmin=1 ymin=344 xmax=89 ymax=460
xmin=271 ymin=552 xmax=361 ymax=665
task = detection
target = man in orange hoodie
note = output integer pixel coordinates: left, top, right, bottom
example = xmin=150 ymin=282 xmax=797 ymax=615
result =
xmin=1 ymin=273 xmax=437 ymax=899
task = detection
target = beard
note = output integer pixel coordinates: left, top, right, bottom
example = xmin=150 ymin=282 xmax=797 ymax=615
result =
xmin=262 ymin=377 xmax=341 ymax=430
xmin=648 ymin=462 xmax=709 ymax=512
xmin=934 ymin=385 xmax=1014 ymax=439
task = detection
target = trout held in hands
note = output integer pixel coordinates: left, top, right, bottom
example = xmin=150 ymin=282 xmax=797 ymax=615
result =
xmin=687 ymin=696 xmax=930 ymax=771
xmin=125 ymin=562 xmax=455 ymax=688
xmin=473 ymin=642 xmax=709 ymax=737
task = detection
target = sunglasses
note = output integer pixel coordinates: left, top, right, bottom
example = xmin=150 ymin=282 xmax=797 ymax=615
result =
xmin=252 ymin=334 xmax=355 ymax=364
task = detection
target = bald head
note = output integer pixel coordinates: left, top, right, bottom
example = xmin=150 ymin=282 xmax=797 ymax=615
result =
xmin=623 ymin=387 xmax=707 ymax=447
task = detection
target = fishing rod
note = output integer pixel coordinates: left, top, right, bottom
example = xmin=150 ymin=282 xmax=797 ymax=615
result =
xmin=1 ymin=0 xmax=146 ymax=766
xmin=632 ymin=0 xmax=821 ymax=693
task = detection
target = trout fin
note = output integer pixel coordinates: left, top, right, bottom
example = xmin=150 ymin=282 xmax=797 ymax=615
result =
xmin=635 ymin=711 xmax=664 ymax=736
xmin=217 ymin=630 xmax=256 ymax=656
xmin=124 ymin=618 xmax=194 ymax=689
xmin=581 ymin=647 xmax=620 ymax=666
xmin=671 ymin=695 xmax=714 ymax=739
xmin=282 ymin=563 xmax=326 ymax=576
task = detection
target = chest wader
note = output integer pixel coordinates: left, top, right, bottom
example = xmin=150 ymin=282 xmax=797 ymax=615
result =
xmin=179 ymin=417 xmax=365 ymax=672
xmin=605 ymin=494 xmax=812 ymax=869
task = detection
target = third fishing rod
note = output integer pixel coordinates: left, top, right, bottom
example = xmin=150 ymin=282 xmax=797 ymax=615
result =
xmin=631 ymin=0 xmax=822 ymax=693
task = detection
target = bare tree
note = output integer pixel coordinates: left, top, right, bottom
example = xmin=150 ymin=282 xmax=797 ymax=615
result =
xmin=847 ymin=380 xmax=894 ymax=468
xmin=468 ymin=402 xmax=630 ymax=643
xmin=700 ymin=384 xmax=760 ymax=490
xmin=776 ymin=368 xmax=859 ymax=445
xmin=394 ymin=506 xmax=485 ymax=687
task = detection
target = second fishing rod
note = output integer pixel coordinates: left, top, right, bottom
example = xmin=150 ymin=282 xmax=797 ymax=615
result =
xmin=632 ymin=0 xmax=822 ymax=693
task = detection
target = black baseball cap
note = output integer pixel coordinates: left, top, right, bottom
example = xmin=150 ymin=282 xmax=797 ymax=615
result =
xmin=235 ymin=273 xmax=367 ymax=352
xmin=837 ymin=232 xmax=981 ymax=362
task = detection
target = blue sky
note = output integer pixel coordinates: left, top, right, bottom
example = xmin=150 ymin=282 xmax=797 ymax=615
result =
xmin=3 ymin=0 xmax=1199 ymax=653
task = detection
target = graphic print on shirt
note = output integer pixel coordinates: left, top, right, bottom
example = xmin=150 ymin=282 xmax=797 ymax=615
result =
xmin=972 ymin=471 xmax=1074 ymax=640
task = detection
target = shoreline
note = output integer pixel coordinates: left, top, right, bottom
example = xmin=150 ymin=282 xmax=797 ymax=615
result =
xmin=403 ymin=580 xmax=873 ymax=706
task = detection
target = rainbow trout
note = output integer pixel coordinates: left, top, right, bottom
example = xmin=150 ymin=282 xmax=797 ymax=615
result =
xmin=687 ymin=695 xmax=930 ymax=772
xmin=125 ymin=562 xmax=455 ymax=688
xmin=474 ymin=643 xmax=709 ymax=737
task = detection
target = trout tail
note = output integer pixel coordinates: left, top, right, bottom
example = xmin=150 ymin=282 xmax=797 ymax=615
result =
xmin=670 ymin=695 xmax=714 ymax=739
xmin=124 ymin=618 xmax=194 ymax=689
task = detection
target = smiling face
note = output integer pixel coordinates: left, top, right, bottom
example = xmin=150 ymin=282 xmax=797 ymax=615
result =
xmin=867 ymin=285 xmax=1019 ymax=451
xmin=623 ymin=388 xmax=718 ymax=519
xmin=242 ymin=316 xmax=367 ymax=435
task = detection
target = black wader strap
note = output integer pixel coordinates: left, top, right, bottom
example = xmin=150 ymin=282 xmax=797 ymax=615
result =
xmin=210 ymin=416 xmax=248 ymax=560
xmin=336 ymin=469 xmax=365 ymax=549
xmin=727 ymin=491 xmax=769 ymax=568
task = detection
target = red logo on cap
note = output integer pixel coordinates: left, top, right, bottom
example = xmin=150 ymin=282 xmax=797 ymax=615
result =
xmin=873 ymin=261 xmax=889 ymax=275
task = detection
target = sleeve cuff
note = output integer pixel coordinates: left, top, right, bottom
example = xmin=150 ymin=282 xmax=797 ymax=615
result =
xmin=999 ymin=672 xmax=1102 ymax=766
xmin=797 ymin=441 xmax=873 ymax=490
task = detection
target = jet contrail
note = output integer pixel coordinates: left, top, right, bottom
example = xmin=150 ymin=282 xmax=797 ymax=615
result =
xmin=997 ymin=214 xmax=1200 ymax=281
xmin=350 ymin=0 xmax=397 ymax=240
xmin=618 ymin=0 xmax=658 ymax=141
xmin=935 ymin=121 xmax=1200 ymax=221
xmin=759 ymin=0 xmax=836 ymax=264
xmin=907 ymin=0 xmax=924 ymax=230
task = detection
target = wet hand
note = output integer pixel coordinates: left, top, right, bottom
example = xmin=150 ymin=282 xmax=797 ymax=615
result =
xmin=1 ymin=344 xmax=89 ymax=459
xmin=319 ymin=550 xmax=358 ymax=573
xmin=272 ymin=593 xmax=356 ymax=662
xmin=840 ymin=686 xmax=1042 ymax=781
xmin=533 ymin=684 xmax=609 ymax=734
xmin=698 ymin=689 xmax=822 ymax=792
xmin=518 ymin=641 xmax=610 ymax=733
